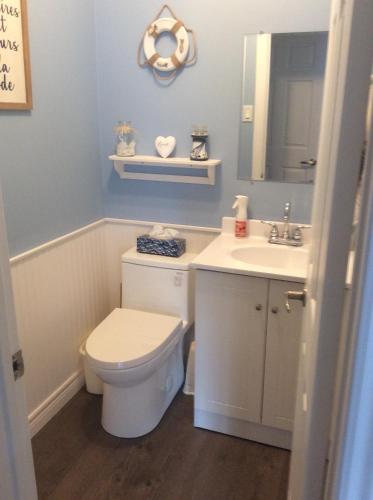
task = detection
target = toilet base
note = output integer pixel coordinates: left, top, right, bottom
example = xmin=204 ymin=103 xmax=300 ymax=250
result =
xmin=101 ymin=339 xmax=184 ymax=438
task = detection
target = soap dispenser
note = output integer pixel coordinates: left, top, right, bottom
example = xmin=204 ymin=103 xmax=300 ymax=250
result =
xmin=232 ymin=195 xmax=249 ymax=237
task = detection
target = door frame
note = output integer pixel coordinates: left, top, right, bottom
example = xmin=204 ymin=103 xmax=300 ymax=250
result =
xmin=327 ymin=77 xmax=373 ymax=500
xmin=288 ymin=0 xmax=373 ymax=498
xmin=0 ymin=0 xmax=372 ymax=497
xmin=0 ymin=188 xmax=37 ymax=500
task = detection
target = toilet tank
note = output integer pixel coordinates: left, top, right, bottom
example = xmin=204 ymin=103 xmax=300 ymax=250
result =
xmin=121 ymin=248 xmax=197 ymax=324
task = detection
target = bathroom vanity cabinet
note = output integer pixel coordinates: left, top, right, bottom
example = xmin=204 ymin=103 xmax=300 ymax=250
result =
xmin=194 ymin=270 xmax=303 ymax=449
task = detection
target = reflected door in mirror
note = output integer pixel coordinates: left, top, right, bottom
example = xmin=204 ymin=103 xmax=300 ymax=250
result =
xmin=237 ymin=31 xmax=328 ymax=184
xmin=266 ymin=33 xmax=328 ymax=182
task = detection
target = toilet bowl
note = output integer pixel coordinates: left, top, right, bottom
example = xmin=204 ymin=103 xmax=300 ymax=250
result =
xmin=85 ymin=248 xmax=196 ymax=438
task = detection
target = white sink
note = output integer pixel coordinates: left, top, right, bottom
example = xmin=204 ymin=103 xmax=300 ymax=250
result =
xmin=231 ymin=245 xmax=309 ymax=270
xmin=191 ymin=219 xmax=311 ymax=282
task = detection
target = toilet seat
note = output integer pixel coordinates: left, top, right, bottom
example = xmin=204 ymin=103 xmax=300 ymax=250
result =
xmin=86 ymin=308 xmax=182 ymax=371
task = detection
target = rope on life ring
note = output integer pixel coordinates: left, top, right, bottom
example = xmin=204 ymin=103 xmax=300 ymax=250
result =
xmin=138 ymin=4 xmax=197 ymax=82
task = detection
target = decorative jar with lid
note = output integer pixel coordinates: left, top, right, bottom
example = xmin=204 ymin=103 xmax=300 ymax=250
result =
xmin=190 ymin=125 xmax=209 ymax=161
xmin=114 ymin=121 xmax=136 ymax=157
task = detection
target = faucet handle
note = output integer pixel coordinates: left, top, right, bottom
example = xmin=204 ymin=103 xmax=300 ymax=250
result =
xmin=292 ymin=225 xmax=310 ymax=242
xmin=283 ymin=201 xmax=291 ymax=218
xmin=261 ymin=220 xmax=279 ymax=239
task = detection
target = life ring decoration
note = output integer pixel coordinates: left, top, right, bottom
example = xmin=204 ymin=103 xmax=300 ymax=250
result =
xmin=138 ymin=5 xmax=197 ymax=82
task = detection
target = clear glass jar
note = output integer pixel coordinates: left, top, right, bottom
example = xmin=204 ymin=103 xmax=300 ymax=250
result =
xmin=190 ymin=124 xmax=209 ymax=161
xmin=114 ymin=121 xmax=136 ymax=157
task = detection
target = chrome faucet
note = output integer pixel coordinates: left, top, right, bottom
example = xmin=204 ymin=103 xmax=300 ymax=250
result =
xmin=261 ymin=202 xmax=308 ymax=246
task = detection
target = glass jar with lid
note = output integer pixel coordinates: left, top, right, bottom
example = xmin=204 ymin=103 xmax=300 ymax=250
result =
xmin=190 ymin=125 xmax=209 ymax=161
xmin=114 ymin=121 xmax=136 ymax=157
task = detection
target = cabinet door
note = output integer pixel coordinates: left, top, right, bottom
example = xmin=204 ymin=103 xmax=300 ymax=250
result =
xmin=262 ymin=280 xmax=303 ymax=431
xmin=195 ymin=270 xmax=268 ymax=424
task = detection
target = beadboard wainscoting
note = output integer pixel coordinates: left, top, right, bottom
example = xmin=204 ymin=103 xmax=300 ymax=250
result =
xmin=10 ymin=218 xmax=218 ymax=436
xmin=10 ymin=220 xmax=110 ymax=437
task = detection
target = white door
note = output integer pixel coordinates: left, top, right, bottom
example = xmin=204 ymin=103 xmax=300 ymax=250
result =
xmin=329 ymin=80 xmax=373 ymax=499
xmin=267 ymin=32 xmax=328 ymax=183
xmin=288 ymin=0 xmax=373 ymax=498
xmin=0 ymin=188 xmax=38 ymax=500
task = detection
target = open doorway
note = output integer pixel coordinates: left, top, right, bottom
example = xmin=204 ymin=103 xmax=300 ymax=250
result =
xmin=0 ymin=0 xmax=372 ymax=498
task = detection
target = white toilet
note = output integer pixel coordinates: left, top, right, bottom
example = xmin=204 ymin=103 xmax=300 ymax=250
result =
xmin=85 ymin=247 xmax=196 ymax=438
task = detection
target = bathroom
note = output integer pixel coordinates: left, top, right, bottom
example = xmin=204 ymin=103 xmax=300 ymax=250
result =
xmin=0 ymin=0 xmax=372 ymax=499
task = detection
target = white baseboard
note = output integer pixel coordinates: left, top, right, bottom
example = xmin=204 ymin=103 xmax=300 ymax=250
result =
xmin=11 ymin=218 xmax=218 ymax=438
xmin=194 ymin=409 xmax=292 ymax=450
xmin=28 ymin=371 xmax=85 ymax=438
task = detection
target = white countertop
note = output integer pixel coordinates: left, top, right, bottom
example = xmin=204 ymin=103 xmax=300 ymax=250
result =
xmin=191 ymin=218 xmax=354 ymax=288
xmin=191 ymin=232 xmax=309 ymax=283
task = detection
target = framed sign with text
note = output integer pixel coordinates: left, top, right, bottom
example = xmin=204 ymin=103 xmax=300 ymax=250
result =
xmin=0 ymin=0 xmax=32 ymax=110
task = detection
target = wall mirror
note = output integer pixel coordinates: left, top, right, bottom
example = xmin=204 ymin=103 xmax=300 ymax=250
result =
xmin=238 ymin=31 xmax=328 ymax=183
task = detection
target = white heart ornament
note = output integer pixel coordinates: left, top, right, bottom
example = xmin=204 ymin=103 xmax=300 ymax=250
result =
xmin=155 ymin=136 xmax=176 ymax=158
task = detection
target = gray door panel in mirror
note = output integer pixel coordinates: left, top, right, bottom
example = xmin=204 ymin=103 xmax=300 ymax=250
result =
xmin=237 ymin=31 xmax=328 ymax=184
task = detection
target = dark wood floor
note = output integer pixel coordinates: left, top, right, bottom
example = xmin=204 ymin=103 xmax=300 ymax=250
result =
xmin=32 ymin=390 xmax=290 ymax=500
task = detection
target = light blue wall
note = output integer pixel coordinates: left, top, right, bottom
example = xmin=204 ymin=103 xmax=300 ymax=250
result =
xmin=0 ymin=1 xmax=103 ymax=256
xmin=0 ymin=0 xmax=331 ymax=257
xmin=95 ymin=0 xmax=330 ymax=228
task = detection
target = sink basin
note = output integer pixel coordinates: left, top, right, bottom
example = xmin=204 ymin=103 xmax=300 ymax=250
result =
xmin=231 ymin=245 xmax=309 ymax=270
xmin=191 ymin=219 xmax=310 ymax=280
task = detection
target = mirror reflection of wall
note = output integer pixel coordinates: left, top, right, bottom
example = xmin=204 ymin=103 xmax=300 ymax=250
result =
xmin=238 ymin=31 xmax=328 ymax=183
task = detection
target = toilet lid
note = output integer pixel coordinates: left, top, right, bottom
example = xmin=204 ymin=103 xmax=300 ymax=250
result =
xmin=85 ymin=308 xmax=182 ymax=370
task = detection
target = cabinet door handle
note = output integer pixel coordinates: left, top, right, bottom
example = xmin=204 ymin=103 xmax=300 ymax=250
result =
xmin=271 ymin=307 xmax=278 ymax=314
xmin=255 ymin=304 xmax=262 ymax=311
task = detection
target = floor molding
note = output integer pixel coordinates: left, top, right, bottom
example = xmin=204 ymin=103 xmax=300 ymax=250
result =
xmin=13 ymin=217 xmax=219 ymax=437
xmin=194 ymin=409 xmax=292 ymax=450
xmin=28 ymin=371 xmax=85 ymax=437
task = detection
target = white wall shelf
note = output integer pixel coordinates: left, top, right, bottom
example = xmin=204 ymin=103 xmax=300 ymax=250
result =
xmin=110 ymin=155 xmax=221 ymax=185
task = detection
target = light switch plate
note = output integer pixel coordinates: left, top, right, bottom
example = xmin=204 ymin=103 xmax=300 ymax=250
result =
xmin=242 ymin=104 xmax=254 ymax=122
